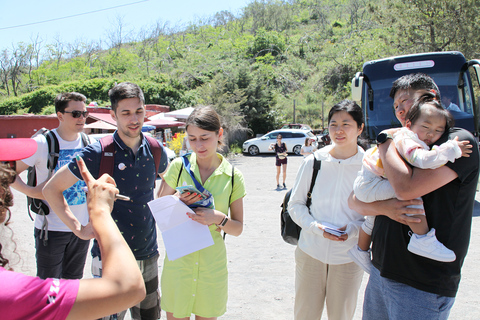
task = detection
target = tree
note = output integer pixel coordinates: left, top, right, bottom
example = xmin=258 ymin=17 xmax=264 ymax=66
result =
xmin=372 ymin=0 xmax=480 ymax=57
xmin=106 ymin=14 xmax=131 ymax=50
xmin=0 ymin=49 xmax=12 ymax=96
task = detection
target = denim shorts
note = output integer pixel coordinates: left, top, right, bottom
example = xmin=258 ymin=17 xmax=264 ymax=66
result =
xmin=363 ymin=266 xmax=455 ymax=320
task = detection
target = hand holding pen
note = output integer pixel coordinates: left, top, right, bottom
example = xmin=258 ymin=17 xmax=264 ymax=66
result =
xmin=76 ymin=155 xmax=130 ymax=202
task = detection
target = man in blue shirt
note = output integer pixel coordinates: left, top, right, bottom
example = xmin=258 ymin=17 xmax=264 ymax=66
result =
xmin=44 ymin=82 xmax=168 ymax=320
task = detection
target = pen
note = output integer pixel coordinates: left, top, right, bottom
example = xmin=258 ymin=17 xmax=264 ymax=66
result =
xmin=82 ymin=186 xmax=130 ymax=201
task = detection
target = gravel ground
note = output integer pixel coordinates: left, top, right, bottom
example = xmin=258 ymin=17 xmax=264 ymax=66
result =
xmin=8 ymin=154 xmax=480 ymax=319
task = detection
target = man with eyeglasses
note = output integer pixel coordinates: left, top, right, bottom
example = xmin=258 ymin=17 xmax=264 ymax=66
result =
xmin=11 ymin=92 xmax=91 ymax=280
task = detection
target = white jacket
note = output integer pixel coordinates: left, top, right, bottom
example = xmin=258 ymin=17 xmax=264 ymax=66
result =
xmin=288 ymin=145 xmax=365 ymax=264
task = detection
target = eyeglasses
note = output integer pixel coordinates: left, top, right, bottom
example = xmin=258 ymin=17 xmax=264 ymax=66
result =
xmin=63 ymin=110 xmax=89 ymax=118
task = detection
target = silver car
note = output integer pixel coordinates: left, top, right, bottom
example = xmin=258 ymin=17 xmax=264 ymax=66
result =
xmin=243 ymin=129 xmax=317 ymax=156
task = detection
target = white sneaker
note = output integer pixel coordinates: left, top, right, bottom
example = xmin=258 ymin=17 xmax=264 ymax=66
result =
xmin=348 ymin=244 xmax=372 ymax=274
xmin=407 ymin=228 xmax=456 ymax=262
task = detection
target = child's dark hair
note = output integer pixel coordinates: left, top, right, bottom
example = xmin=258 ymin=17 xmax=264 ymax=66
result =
xmin=328 ymin=99 xmax=369 ymax=150
xmin=406 ymin=92 xmax=455 ymax=130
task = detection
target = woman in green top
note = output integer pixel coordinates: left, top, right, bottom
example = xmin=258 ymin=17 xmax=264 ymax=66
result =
xmin=158 ymin=106 xmax=246 ymax=320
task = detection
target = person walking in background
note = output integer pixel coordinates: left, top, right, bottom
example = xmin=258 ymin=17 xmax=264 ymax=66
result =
xmin=0 ymin=139 xmax=145 ymax=320
xmin=44 ymin=82 xmax=167 ymax=320
xmin=349 ymin=73 xmax=480 ymax=319
xmin=288 ymin=100 xmax=366 ymax=320
xmin=300 ymin=137 xmax=316 ymax=157
xmin=157 ymin=105 xmax=246 ymax=320
xmin=11 ymin=92 xmax=91 ymax=280
xmin=269 ymin=134 xmax=287 ymax=189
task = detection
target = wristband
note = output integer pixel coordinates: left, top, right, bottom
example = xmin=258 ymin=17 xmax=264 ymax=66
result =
xmin=217 ymin=216 xmax=228 ymax=227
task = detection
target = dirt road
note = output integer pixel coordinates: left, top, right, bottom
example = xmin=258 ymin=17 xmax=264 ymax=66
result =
xmin=8 ymin=154 xmax=480 ymax=319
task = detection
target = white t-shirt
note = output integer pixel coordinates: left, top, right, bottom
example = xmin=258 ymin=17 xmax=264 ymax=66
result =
xmin=22 ymin=129 xmax=88 ymax=232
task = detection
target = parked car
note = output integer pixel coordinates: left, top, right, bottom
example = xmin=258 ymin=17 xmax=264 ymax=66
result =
xmin=88 ymin=133 xmax=177 ymax=162
xmin=243 ymin=129 xmax=317 ymax=156
xmin=280 ymin=123 xmax=313 ymax=131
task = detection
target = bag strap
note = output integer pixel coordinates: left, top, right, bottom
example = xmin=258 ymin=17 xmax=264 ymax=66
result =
xmin=305 ymin=157 xmax=321 ymax=208
xmin=80 ymin=132 xmax=91 ymax=147
xmin=145 ymin=135 xmax=163 ymax=177
xmin=98 ymin=135 xmax=115 ymax=177
xmin=224 ymin=165 xmax=235 ymax=240
xmin=176 ymin=164 xmax=183 ymax=186
xmin=181 ymin=155 xmax=207 ymax=193
xmin=45 ymin=130 xmax=60 ymax=174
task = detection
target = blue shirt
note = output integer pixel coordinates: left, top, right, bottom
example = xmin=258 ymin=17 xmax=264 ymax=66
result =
xmin=68 ymin=131 xmax=168 ymax=260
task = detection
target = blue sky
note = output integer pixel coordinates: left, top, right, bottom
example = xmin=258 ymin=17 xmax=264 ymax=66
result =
xmin=0 ymin=0 xmax=250 ymax=51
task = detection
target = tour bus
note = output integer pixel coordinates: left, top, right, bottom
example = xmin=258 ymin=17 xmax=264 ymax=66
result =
xmin=351 ymin=51 xmax=480 ymax=142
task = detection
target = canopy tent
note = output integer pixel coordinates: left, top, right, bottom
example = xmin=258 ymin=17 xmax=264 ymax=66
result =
xmin=159 ymin=107 xmax=195 ymax=120
xmin=144 ymin=118 xmax=184 ymax=128
xmin=84 ymin=120 xmax=117 ymax=130
xmin=149 ymin=112 xmax=178 ymax=121
xmin=142 ymin=124 xmax=156 ymax=132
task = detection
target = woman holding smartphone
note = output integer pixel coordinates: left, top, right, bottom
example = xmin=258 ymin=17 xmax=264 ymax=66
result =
xmin=157 ymin=106 xmax=246 ymax=320
xmin=288 ymin=100 xmax=366 ymax=320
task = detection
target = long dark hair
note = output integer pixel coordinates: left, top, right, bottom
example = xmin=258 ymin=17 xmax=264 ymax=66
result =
xmin=328 ymin=99 xmax=369 ymax=150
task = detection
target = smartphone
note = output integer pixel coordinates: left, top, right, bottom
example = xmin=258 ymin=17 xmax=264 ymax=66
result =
xmin=321 ymin=222 xmax=346 ymax=237
xmin=176 ymin=185 xmax=208 ymax=200
xmin=323 ymin=227 xmax=346 ymax=237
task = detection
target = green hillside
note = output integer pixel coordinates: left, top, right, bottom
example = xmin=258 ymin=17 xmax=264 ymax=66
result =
xmin=1 ymin=0 xmax=479 ymax=136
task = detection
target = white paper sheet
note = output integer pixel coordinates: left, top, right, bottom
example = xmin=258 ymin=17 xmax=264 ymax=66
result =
xmin=148 ymin=195 xmax=214 ymax=261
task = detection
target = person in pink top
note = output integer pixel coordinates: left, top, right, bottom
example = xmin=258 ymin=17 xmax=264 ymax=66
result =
xmin=0 ymin=138 xmax=145 ymax=320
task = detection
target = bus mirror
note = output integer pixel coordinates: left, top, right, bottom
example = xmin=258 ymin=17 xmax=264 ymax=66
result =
xmin=472 ymin=64 xmax=480 ymax=86
xmin=351 ymin=72 xmax=363 ymax=102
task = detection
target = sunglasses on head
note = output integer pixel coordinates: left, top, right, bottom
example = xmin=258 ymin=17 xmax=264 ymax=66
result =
xmin=64 ymin=110 xmax=89 ymax=118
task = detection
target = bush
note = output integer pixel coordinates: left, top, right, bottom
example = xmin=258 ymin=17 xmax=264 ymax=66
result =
xmin=167 ymin=132 xmax=186 ymax=156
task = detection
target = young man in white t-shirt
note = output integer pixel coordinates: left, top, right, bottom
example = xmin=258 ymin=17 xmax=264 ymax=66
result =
xmin=12 ymin=92 xmax=91 ymax=279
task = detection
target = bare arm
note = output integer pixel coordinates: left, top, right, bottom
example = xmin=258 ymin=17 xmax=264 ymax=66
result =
xmin=66 ymin=157 xmax=145 ymax=320
xmin=10 ymin=160 xmax=46 ymax=200
xmin=378 ymin=139 xmax=458 ymax=200
xmin=43 ymin=165 xmax=94 ymax=240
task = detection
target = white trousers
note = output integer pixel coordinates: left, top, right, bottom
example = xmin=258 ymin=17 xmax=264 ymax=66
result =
xmin=294 ymin=247 xmax=364 ymax=320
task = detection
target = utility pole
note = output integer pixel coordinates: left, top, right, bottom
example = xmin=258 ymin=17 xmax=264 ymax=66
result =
xmin=293 ymin=99 xmax=296 ymax=123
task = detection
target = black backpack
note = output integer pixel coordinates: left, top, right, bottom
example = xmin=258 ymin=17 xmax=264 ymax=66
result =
xmin=27 ymin=128 xmax=90 ymax=220
xmin=280 ymin=157 xmax=321 ymax=245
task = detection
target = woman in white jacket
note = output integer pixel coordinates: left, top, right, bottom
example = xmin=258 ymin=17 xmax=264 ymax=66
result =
xmin=288 ymin=100 xmax=366 ymax=320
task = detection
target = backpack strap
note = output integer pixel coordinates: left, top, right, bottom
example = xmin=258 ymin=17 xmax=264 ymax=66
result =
xmin=80 ymin=132 xmax=91 ymax=147
xmin=305 ymin=157 xmax=321 ymax=208
xmin=45 ymin=130 xmax=60 ymax=174
xmin=145 ymin=136 xmax=162 ymax=176
xmin=98 ymin=135 xmax=115 ymax=177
